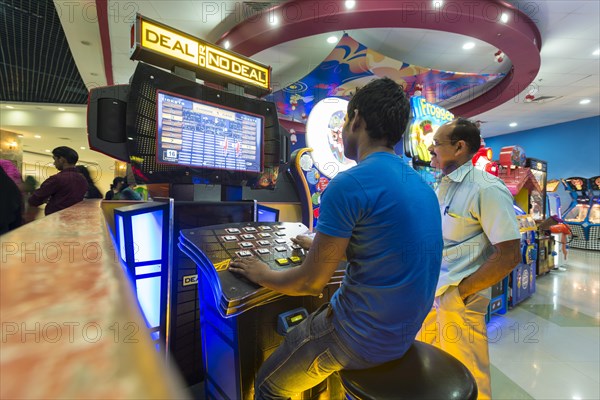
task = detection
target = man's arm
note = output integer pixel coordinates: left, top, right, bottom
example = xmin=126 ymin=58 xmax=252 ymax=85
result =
xmin=229 ymin=231 xmax=349 ymax=296
xmin=28 ymin=176 xmax=57 ymax=207
xmin=457 ymin=238 xmax=521 ymax=300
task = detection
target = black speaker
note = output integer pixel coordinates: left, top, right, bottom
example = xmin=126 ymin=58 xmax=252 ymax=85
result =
xmin=97 ymin=98 xmax=127 ymax=143
xmin=87 ymin=85 xmax=130 ymax=161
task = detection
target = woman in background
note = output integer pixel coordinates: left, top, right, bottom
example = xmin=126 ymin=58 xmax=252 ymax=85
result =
xmin=76 ymin=165 xmax=103 ymax=199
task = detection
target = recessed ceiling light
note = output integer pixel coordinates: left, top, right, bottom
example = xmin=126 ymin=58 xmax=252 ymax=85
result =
xmin=269 ymin=16 xmax=278 ymax=26
xmin=462 ymin=42 xmax=475 ymax=50
xmin=327 ymin=36 xmax=338 ymax=44
xmin=58 ymin=107 xmax=66 ymax=111
xmin=34 ymin=135 xmax=41 ymax=139
xmin=224 ymin=40 xmax=230 ymax=49
xmin=509 ymin=122 xmax=518 ymax=127
xmin=580 ymin=99 xmax=591 ymax=105
xmin=6 ymin=105 xmax=14 ymax=109
xmin=345 ymin=0 xmax=356 ymax=9
xmin=500 ymin=13 xmax=509 ymax=23
xmin=432 ymin=0 xmax=443 ymax=6
xmin=80 ymin=146 xmax=86 ymax=150
xmin=45 ymin=149 xmax=51 ymax=153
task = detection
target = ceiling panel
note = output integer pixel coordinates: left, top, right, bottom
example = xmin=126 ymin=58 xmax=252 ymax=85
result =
xmin=2 ymin=0 xmax=598 ymax=164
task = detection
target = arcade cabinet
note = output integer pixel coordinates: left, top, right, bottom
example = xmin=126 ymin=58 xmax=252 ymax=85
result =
xmin=563 ymin=176 xmax=600 ymax=250
xmin=179 ymin=221 xmax=345 ymax=399
xmin=87 ymin=14 xmax=288 ymax=387
xmin=402 ymin=96 xmax=454 ymax=189
xmin=496 ymin=146 xmax=542 ymax=309
xmin=525 ymin=158 xmax=548 ymax=221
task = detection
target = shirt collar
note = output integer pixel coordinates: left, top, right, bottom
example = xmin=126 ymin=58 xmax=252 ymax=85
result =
xmin=445 ymin=161 xmax=474 ymax=183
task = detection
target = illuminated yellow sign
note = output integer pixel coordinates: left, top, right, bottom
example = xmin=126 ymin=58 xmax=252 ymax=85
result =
xmin=133 ymin=16 xmax=271 ymax=95
xmin=141 ymin=20 xmax=198 ymax=66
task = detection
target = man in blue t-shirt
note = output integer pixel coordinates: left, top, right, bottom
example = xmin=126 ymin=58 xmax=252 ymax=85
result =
xmin=230 ymin=78 xmax=443 ymax=399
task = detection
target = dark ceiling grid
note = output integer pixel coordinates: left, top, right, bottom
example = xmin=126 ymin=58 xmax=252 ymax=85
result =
xmin=0 ymin=0 xmax=88 ymax=104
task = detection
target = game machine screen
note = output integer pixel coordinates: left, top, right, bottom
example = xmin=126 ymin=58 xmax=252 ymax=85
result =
xmin=156 ymin=91 xmax=263 ymax=176
xmin=526 ymin=158 xmax=548 ymax=221
xmin=563 ymin=177 xmax=591 ymax=250
xmin=124 ymin=63 xmax=280 ymax=190
xmin=402 ymin=96 xmax=454 ymax=189
xmin=289 ymin=97 xmax=356 ymax=230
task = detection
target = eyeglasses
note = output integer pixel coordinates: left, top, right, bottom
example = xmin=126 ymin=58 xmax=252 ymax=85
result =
xmin=431 ymin=139 xmax=457 ymax=147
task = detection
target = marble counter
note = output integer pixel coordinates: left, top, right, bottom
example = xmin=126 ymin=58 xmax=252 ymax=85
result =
xmin=0 ymin=200 xmax=189 ymax=399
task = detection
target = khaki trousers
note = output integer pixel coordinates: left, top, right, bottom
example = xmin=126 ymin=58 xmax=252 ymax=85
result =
xmin=417 ymin=286 xmax=491 ymax=400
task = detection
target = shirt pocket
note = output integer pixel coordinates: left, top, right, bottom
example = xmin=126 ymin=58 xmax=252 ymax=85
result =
xmin=442 ymin=212 xmax=467 ymax=243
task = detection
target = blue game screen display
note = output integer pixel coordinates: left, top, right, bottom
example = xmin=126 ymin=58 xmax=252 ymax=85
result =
xmin=156 ymin=91 xmax=264 ymax=173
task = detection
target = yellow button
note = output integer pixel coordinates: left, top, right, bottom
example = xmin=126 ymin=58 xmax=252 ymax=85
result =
xmin=289 ymin=256 xmax=301 ymax=263
xmin=275 ymin=258 xmax=290 ymax=266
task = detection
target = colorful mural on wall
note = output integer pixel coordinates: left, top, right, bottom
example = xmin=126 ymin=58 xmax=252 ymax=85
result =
xmin=268 ymin=34 xmax=505 ymax=123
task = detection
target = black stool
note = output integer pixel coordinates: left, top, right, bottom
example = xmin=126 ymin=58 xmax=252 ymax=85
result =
xmin=339 ymin=341 xmax=478 ymax=400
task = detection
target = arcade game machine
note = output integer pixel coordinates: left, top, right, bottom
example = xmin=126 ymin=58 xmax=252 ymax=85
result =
xmin=288 ymin=97 xmax=356 ymax=230
xmin=563 ymin=176 xmax=600 ymax=250
xmin=510 ymin=207 xmax=537 ymax=307
xmin=525 ymin=158 xmax=548 ymax=221
xmin=524 ymin=158 xmax=555 ymax=275
xmin=587 ymin=176 xmax=600 ymax=251
xmin=496 ymin=146 xmax=542 ymax=308
xmin=402 ymin=96 xmax=454 ymax=189
xmin=87 ymin=14 xmax=300 ymax=388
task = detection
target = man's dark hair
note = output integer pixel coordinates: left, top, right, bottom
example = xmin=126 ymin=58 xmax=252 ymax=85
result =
xmin=346 ymin=77 xmax=410 ymax=147
xmin=52 ymin=146 xmax=79 ymax=164
xmin=448 ymin=118 xmax=481 ymax=154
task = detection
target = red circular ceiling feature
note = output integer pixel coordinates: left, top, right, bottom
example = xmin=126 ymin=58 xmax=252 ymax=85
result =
xmin=218 ymin=0 xmax=542 ymax=118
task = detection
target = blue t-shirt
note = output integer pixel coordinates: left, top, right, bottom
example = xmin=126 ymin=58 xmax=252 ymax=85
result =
xmin=317 ymin=152 xmax=442 ymax=363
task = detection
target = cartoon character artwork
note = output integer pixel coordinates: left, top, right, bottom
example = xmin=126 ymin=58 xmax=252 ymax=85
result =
xmin=327 ymin=110 xmax=350 ymax=164
xmin=414 ymin=119 xmax=434 ymax=162
xmin=571 ymin=178 xmax=584 ymax=191
xmin=305 ymin=97 xmax=356 ymax=179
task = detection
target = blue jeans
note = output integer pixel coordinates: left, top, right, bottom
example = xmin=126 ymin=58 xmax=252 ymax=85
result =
xmin=255 ymin=303 xmax=377 ymax=400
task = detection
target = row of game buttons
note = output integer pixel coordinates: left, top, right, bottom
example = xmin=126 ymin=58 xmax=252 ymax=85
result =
xmin=236 ymin=243 xmax=301 ymax=258
xmin=237 ymin=239 xmax=292 ymax=249
xmin=224 ymin=226 xmax=285 ymax=234
xmin=222 ymin=231 xmax=286 ymax=242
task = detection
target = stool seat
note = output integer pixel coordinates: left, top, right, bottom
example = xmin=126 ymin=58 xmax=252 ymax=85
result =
xmin=339 ymin=341 xmax=477 ymax=400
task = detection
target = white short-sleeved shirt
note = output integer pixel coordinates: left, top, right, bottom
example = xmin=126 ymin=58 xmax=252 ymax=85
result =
xmin=435 ymin=162 xmax=521 ymax=297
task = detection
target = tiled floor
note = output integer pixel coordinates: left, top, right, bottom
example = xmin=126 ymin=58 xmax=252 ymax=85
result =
xmin=490 ymin=249 xmax=600 ymax=400
xmin=188 ymin=249 xmax=599 ymax=399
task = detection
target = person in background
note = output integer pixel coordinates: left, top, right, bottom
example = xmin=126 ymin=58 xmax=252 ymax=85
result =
xmin=105 ymin=177 xmax=121 ymax=200
xmin=28 ymin=146 xmax=88 ymax=215
xmin=112 ymin=177 xmax=142 ymax=200
xmin=75 ymin=165 xmax=103 ymax=199
xmin=417 ymin=118 xmax=521 ymax=399
xmin=229 ymin=78 xmax=443 ymax=398
xmin=0 ymin=159 xmax=22 ymax=187
xmin=0 ymin=166 xmax=23 ymax=234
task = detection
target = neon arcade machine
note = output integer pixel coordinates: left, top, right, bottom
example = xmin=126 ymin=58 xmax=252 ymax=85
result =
xmin=496 ymin=146 xmax=542 ymax=307
xmin=563 ymin=176 xmax=600 ymax=251
xmin=402 ymin=96 xmax=454 ymax=189
xmin=86 ymin=15 xmax=291 ymax=386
